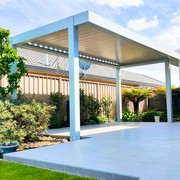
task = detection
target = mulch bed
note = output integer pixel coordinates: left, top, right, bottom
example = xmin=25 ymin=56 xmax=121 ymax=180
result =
xmin=18 ymin=136 xmax=69 ymax=151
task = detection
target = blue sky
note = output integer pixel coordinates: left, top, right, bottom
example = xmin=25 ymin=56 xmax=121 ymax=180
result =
xmin=0 ymin=0 xmax=180 ymax=86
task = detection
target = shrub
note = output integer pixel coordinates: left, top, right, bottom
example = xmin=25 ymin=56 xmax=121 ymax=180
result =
xmin=49 ymin=92 xmax=65 ymax=110
xmin=88 ymin=115 xmax=99 ymax=124
xmin=174 ymin=114 xmax=180 ymax=121
xmin=100 ymin=96 xmax=112 ymax=119
xmin=141 ymin=109 xmax=167 ymax=122
xmin=12 ymin=100 xmax=55 ymax=142
xmin=97 ymin=115 xmax=109 ymax=124
xmin=49 ymin=116 xmax=63 ymax=129
xmin=0 ymin=120 xmax=25 ymax=144
xmin=49 ymin=92 xmax=65 ymax=128
xmin=0 ymin=101 xmax=25 ymax=144
xmin=0 ymin=100 xmax=13 ymax=121
xmin=0 ymin=100 xmax=55 ymax=144
xmin=122 ymin=110 xmax=142 ymax=122
xmin=80 ymin=89 xmax=100 ymax=125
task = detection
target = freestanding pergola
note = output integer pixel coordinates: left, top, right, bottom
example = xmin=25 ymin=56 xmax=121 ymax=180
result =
xmin=12 ymin=11 xmax=180 ymax=141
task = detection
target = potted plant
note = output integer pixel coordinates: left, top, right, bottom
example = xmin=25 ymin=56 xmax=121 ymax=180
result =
xmin=154 ymin=115 xmax=160 ymax=122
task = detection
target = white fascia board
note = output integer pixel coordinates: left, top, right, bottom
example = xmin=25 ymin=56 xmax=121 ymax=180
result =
xmin=87 ymin=11 xmax=180 ymax=62
xmin=12 ymin=17 xmax=71 ymax=45
xmin=12 ymin=11 xmax=90 ymax=46
xmin=73 ymin=11 xmax=89 ymax=26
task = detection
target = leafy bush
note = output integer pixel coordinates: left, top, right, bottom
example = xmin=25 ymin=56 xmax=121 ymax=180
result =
xmin=97 ymin=115 xmax=109 ymax=124
xmin=0 ymin=101 xmax=25 ymax=144
xmin=0 ymin=120 xmax=25 ymax=144
xmin=88 ymin=115 xmax=99 ymax=124
xmin=49 ymin=92 xmax=65 ymax=128
xmin=80 ymin=89 xmax=100 ymax=125
xmin=12 ymin=100 xmax=55 ymax=141
xmin=142 ymin=109 xmax=167 ymax=122
xmin=173 ymin=114 xmax=180 ymax=121
xmin=49 ymin=92 xmax=65 ymax=110
xmin=100 ymin=96 xmax=112 ymax=119
xmin=122 ymin=109 xmax=167 ymax=122
xmin=122 ymin=110 xmax=142 ymax=122
xmin=49 ymin=116 xmax=63 ymax=129
xmin=0 ymin=100 xmax=55 ymax=144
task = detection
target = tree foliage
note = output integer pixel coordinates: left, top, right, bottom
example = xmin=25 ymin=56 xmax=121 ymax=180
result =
xmin=80 ymin=89 xmax=100 ymax=124
xmin=0 ymin=28 xmax=27 ymax=98
xmin=100 ymin=96 xmax=112 ymax=119
xmin=122 ymin=87 xmax=155 ymax=113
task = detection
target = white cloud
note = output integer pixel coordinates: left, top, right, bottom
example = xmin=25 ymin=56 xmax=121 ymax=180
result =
xmin=171 ymin=11 xmax=180 ymax=24
xmin=127 ymin=16 xmax=159 ymax=32
xmin=155 ymin=26 xmax=180 ymax=50
xmin=0 ymin=0 xmax=17 ymax=8
xmin=76 ymin=0 xmax=144 ymax=9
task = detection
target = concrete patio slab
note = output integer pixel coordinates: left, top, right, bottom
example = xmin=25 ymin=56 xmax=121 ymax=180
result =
xmin=4 ymin=122 xmax=180 ymax=180
xmin=46 ymin=122 xmax=138 ymax=138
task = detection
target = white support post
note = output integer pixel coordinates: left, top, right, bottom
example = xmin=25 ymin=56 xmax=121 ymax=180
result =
xmin=179 ymin=60 xmax=180 ymax=88
xmin=68 ymin=19 xmax=80 ymax=141
xmin=11 ymin=62 xmax=17 ymax=99
xmin=116 ymin=68 xmax=122 ymax=122
xmin=10 ymin=39 xmax=17 ymax=99
xmin=165 ymin=61 xmax=173 ymax=123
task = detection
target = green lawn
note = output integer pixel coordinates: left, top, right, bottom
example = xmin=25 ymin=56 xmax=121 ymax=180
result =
xmin=0 ymin=160 xmax=96 ymax=180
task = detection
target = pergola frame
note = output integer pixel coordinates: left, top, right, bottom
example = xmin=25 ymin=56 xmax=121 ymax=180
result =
xmin=11 ymin=11 xmax=180 ymax=141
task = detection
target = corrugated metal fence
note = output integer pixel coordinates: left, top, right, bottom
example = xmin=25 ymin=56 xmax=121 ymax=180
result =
xmin=20 ymin=74 xmax=116 ymax=101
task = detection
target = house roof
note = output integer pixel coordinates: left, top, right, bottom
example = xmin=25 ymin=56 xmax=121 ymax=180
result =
xmin=18 ymin=47 xmax=164 ymax=87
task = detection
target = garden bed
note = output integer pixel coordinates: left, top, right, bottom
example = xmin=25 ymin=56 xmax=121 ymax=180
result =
xmin=18 ymin=135 xmax=69 ymax=151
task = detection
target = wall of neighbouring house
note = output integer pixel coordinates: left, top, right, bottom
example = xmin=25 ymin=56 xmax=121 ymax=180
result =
xmin=0 ymin=72 xmax=148 ymax=120
xmin=149 ymin=92 xmax=180 ymax=112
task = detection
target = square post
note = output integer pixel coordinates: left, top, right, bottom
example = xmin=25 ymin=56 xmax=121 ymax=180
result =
xmin=179 ymin=60 xmax=180 ymax=87
xmin=11 ymin=62 xmax=17 ymax=99
xmin=10 ymin=39 xmax=17 ymax=99
xmin=68 ymin=19 xmax=80 ymax=141
xmin=116 ymin=68 xmax=122 ymax=122
xmin=165 ymin=61 xmax=173 ymax=123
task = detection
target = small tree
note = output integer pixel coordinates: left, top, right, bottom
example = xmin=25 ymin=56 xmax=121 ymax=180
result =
xmin=153 ymin=86 xmax=166 ymax=96
xmin=122 ymin=87 xmax=155 ymax=113
xmin=80 ymin=89 xmax=100 ymax=124
xmin=49 ymin=92 xmax=65 ymax=128
xmin=100 ymin=96 xmax=112 ymax=119
xmin=0 ymin=28 xmax=27 ymax=99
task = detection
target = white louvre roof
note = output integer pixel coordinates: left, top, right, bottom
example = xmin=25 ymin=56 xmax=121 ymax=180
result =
xmin=12 ymin=11 xmax=180 ymax=68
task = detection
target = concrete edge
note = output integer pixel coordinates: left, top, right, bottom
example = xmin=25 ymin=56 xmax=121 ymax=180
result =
xmin=3 ymin=155 xmax=140 ymax=180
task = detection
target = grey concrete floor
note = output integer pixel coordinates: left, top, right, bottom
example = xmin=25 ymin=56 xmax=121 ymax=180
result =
xmin=4 ymin=122 xmax=180 ymax=180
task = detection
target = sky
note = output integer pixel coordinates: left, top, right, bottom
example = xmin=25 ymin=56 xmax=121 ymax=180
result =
xmin=0 ymin=0 xmax=180 ymax=86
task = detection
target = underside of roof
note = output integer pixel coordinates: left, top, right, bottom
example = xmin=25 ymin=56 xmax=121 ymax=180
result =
xmin=12 ymin=11 xmax=180 ymax=69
